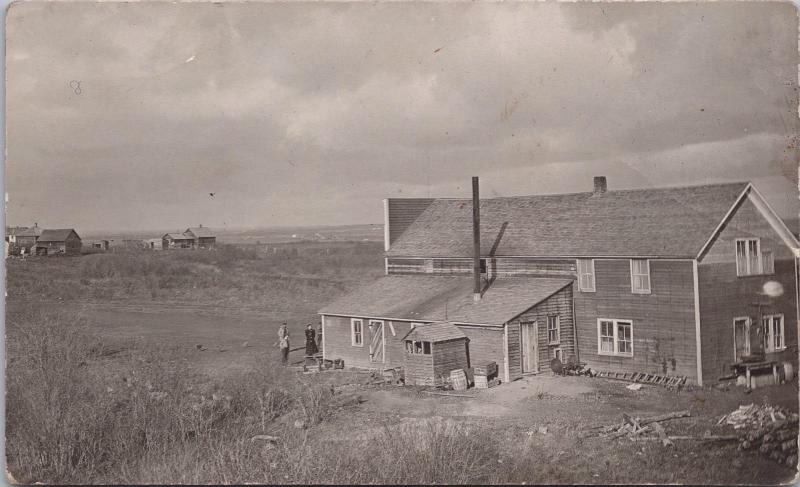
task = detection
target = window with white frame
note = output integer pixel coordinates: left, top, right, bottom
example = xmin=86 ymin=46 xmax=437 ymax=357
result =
xmin=577 ymin=259 xmax=596 ymax=292
xmin=350 ymin=318 xmax=363 ymax=347
xmin=630 ymin=259 xmax=651 ymax=294
xmin=762 ymin=314 xmax=785 ymax=353
xmin=597 ymin=319 xmax=633 ymax=357
xmin=547 ymin=315 xmax=560 ymax=344
xmin=736 ymin=238 xmax=772 ymax=276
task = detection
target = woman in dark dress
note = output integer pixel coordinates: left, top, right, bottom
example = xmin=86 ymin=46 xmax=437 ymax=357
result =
xmin=304 ymin=324 xmax=318 ymax=356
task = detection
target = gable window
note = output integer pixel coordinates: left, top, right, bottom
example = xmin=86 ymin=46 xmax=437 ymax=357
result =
xmin=597 ymin=319 xmax=634 ymax=357
xmin=350 ymin=318 xmax=363 ymax=347
xmin=763 ymin=314 xmax=785 ymax=353
xmin=577 ymin=259 xmax=596 ymax=292
xmin=630 ymin=259 xmax=651 ymax=294
xmin=736 ymin=238 xmax=772 ymax=276
xmin=547 ymin=315 xmax=560 ymax=345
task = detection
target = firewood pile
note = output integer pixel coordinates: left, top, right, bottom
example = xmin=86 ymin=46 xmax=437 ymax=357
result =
xmin=582 ymin=410 xmax=692 ymax=441
xmin=718 ymin=404 xmax=799 ymax=467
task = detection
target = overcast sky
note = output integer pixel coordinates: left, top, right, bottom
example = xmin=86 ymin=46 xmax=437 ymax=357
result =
xmin=6 ymin=2 xmax=798 ymax=233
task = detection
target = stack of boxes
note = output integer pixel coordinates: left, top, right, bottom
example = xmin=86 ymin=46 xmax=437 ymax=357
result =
xmin=474 ymin=361 xmax=498 ymax=389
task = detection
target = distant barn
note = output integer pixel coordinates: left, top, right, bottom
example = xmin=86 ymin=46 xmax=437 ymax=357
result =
xmin=35 ymin=229 xmax=82 ymax=256
xmin=184 ymin=226 xmax=216 ymax=249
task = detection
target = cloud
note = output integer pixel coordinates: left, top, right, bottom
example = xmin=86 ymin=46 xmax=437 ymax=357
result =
xmin=5 ymin=2 xmax=798 ymax=232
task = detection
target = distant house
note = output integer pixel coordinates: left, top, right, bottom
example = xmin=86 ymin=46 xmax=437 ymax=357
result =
xmin=14 ymin=224 xmax=42 ymax=253
xmin=143 ymin=238 xmax=163 ymax=250
xmin=86 ymin=240 xmax=110 ymax=251
xmin=161 ymin=226 xmax=216 ymax=250
xmin=162 ymin=233 xmax=195 ymax=250
xmin=35 ymin=229 xmax=82 ymax=256
xmin=184 ymin=226 xmax=216 ymax=249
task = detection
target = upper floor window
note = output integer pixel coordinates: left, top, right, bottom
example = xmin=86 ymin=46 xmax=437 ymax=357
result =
xmin=630 ymin=259 xmax=651 ymax=294
xmin=577 ymin=259 xmax=596 ymax=292
xmin=736 ymin=238 xmax=774 ymax=276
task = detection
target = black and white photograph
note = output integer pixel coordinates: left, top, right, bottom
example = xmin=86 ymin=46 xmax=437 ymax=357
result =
xmin=4 ymin=1 xmax=799 ymax=484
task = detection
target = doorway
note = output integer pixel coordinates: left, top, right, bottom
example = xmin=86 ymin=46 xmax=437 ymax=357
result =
xmin=520 ymin=321 xmax=539 ymax=373
xmin=368 ymin=320 xmax=385 ymax=363
xmin=733 ymin=317 xmax=751 ymax=361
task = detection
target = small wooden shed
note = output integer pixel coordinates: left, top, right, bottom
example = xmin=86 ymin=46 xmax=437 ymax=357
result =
xmin=403 ymin=322 xmax=469 ymax=386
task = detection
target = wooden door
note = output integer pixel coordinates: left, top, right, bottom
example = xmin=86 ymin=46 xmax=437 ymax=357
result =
xmin=368 ymin=320 xmax=385 ymax=364
xmin=734 ymin=317 xmax=751 ymax=361
xmin=520 ymin=321 xmax=538 ymax=373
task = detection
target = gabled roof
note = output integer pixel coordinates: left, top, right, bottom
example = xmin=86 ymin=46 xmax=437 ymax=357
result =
xmin=186 ymin=227 xmax=215 ymax=238
xmin=403 ymin=322 xmax=466 ymax=343
xmin=16 ymin=226 xmax=42 ymax=237
xmin=319 ymin=275 xmax=573 ymax=325
xmin=387 ymin=182 xmax=750 ymax=259
xmin=38 ymin=229 xmax=80 ymax=242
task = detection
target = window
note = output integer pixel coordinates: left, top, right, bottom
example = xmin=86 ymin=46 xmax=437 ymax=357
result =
xmin=630 ymin=259 xmax=651 ymax=294
xmin=405 ymin=340 xmax=431 ymax=355
xmin=763 ymin=314 xmax=785 ymax=353
xmin=597 ymin=319 xmax=634 ymax=357
xmin=480 ymin=259 xmax=487 ymax=274
xmin=577 ymin=259 xmax=596 ymax=292
xmin=350 ymin=319 xmax=363 ymax=347
xmin=547 ymin=315 xmax=560 ymax=344
xmin=736 ymin=239 xmax=772 ymax=276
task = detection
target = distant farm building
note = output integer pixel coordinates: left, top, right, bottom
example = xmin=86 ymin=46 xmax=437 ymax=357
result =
xmin=144 ymin=238 xmax=163 ymax=250
xmin=35 ymin=229 xmax=82 ymax=256
xmin=162 ymin=226 xmax=216 ymax=250
xmin=13 ymin=224 xmax=42 ymax=254
xmin=184 ymin=226 xmax=216 ymax=249
xmin=86 ymin=240 xmax=110 ymax=251
xmin=162 ymin=233 xmax=195 ymax=250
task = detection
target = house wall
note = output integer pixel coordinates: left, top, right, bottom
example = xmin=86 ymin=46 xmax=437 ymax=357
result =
xmin=197 ymin=237 xmax=216 ymax=249
xmin=431 ymin=339 xmax=470 ymax=383
xmin=386 ymin=257 xmax=575 ymax=278
xmin=404 ymin=353 xmax=434 ymax=386
xmin=65 ymin=235 xmax=82 ymax=255
xmin=698 ymin=196 xmax=798 ymax=382
xmin=510 ymin=284 xmax=575 ymax=373
xmin=573 ymin=259 xmax=698 ymax=381
xmin=321 ymin=315 xmax=413 ymax=369
xmin=460 ymin=326 xmax=505 ymax=381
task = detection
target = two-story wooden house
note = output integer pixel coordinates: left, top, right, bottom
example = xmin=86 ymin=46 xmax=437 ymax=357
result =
xmin=319 ymin=177 xmax=798 ymax=386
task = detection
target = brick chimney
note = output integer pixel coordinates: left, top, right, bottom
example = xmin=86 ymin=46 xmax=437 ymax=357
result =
xmin=593 ymin=176 xmax=607 ymax=195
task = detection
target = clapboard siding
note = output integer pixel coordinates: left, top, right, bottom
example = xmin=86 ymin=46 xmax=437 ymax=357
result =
xmin=387 ymin=199 xmax=436 ymax=246
xmin=387 ymin=257 xmax=576 ymax=277
xmin=321 ymin=315 xmax=412 ymax=369
xmin=432 ymin=340 xmax=470 ymax=381
xmin=511 ymin=284 xmax=575 ymax=372
xmin=461 ymin=327 xmax=505 ymax=380
xmin=698 ymin=197 xmax=798 ymax=382
xmin=574 ymin=259 xmax=698 ymax=381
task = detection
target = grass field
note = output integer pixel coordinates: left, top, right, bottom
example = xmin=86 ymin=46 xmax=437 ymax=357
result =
xmin=6 ymin=244 xmax=799 ymax=484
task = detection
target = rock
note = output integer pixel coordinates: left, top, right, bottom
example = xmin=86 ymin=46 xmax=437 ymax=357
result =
xmin=294 ymin=419 xmax=306 ymax=429
xmin=251 ymin=435 xmax=280 ymax=443
xmin=537 ymin=426 xmax=548 ymax=435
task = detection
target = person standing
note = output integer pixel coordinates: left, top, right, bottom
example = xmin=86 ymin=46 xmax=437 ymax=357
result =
xmin=276 ymin=323 xmax=290 ymax=366
xmin=305 ymin=323 xmax=318 ymax=356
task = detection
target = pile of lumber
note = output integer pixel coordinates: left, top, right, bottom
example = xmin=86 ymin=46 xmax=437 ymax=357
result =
xmin=592 ymin=410 xmax=691 ymax=441
xmin=719 ymin=404 xmax=799 ymax=467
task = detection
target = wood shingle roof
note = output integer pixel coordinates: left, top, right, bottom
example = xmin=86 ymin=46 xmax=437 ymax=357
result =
xmin=403 ymin=322 xmax=466 ymax=343
xmin=319 ymin=275 xmax=573 ymax=325
xmin=37 ymin=229 xmax=80 ymax=242
xmin=386 ymin=182 xmax=750 ymax=259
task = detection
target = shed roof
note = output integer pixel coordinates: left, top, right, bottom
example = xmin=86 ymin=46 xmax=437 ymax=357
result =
xmin=386 ymin=182 xmax=749 ymax=259
xmin=186 ymin=227 xmax=215 ymax=238
xmin=403 ymin=322 xmax=466 ymax=342
xmin=319 ymin=275 xmax=572 ymax=325
xmin=37 ymin=229 xmax=80 ymax=242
